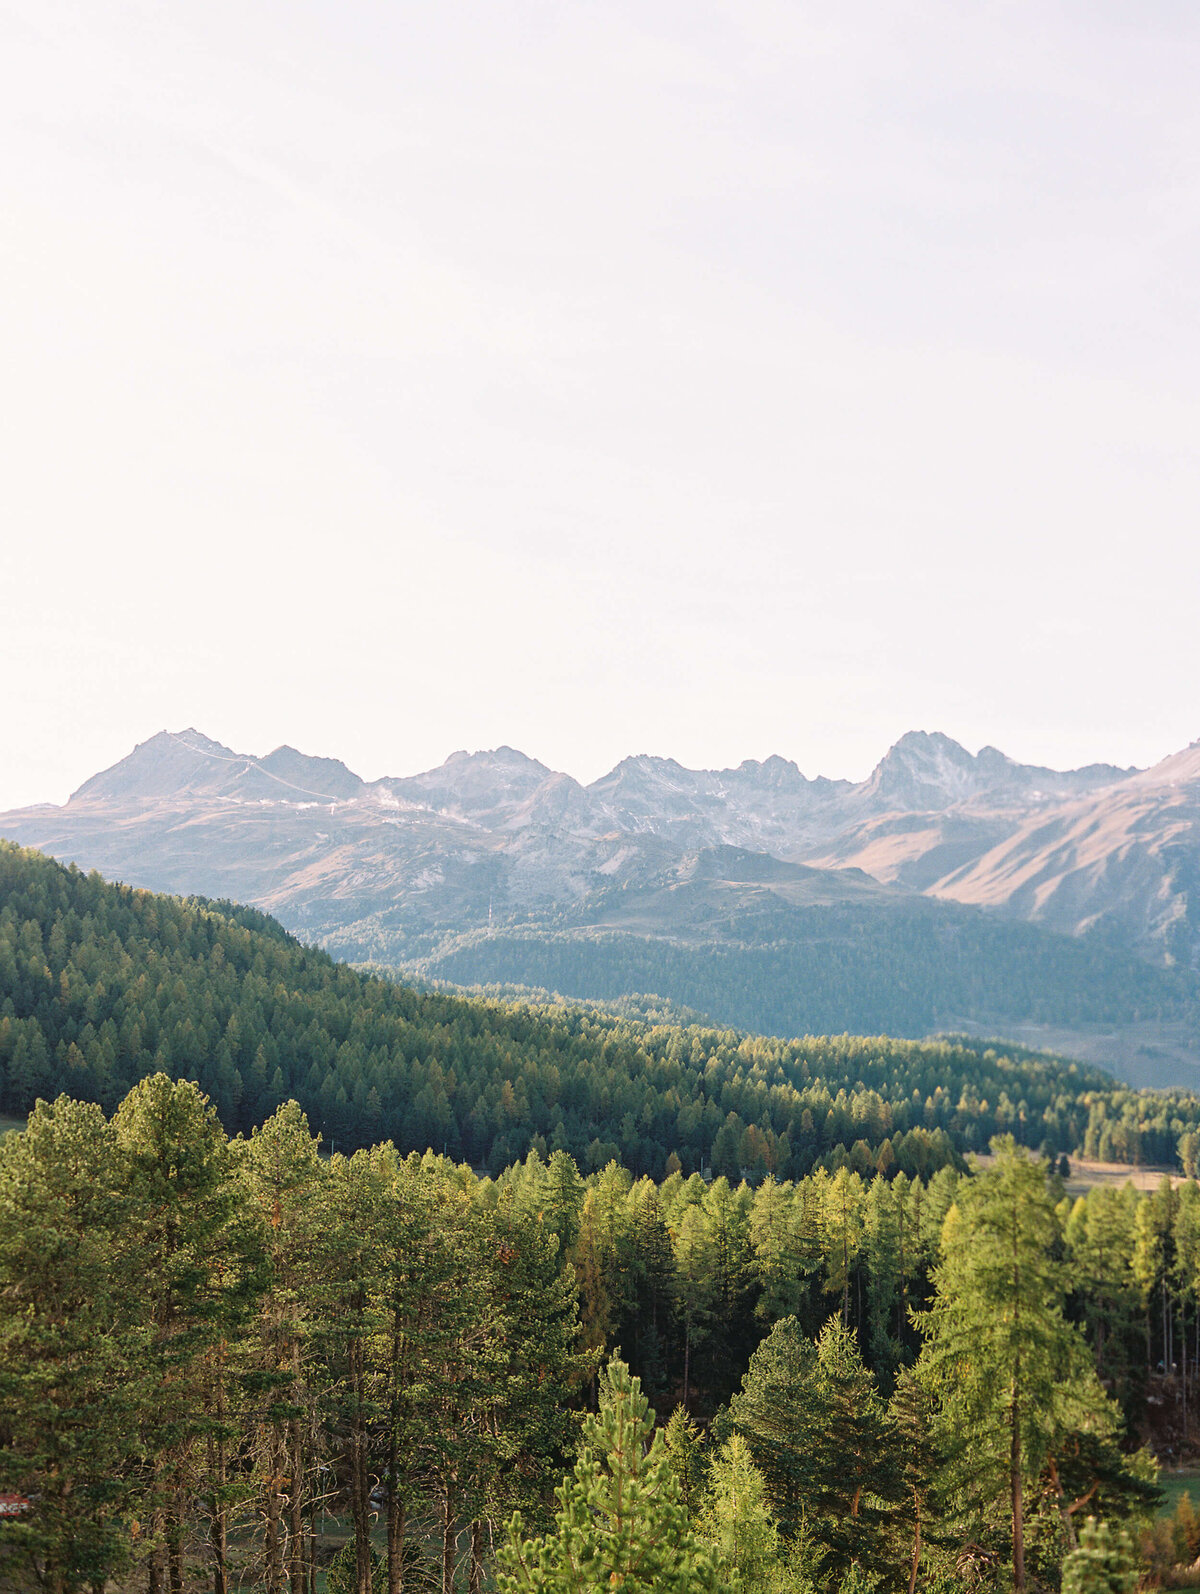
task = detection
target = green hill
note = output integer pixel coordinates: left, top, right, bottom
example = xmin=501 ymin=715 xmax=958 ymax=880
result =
xmin=2 ymin=841 xmax=1198 ymax=1176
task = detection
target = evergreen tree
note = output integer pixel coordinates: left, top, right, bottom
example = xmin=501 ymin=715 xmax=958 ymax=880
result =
xmin=113 ymin=1073 xmax=260 ymax=1594
xmin=0 ymin=1098 xmax=147 ymax=1594
xmin=914 ymin=1137 xmax=1126 ymax=1593
xmin=722 ymin=1316 xmax=819 ymax=1542
xmin=661 ymin=1406 xmax=706 ymax=1521
xmin=1060 ymin=1517 xmax=1138 ymax=1594
xmin=888 ymin=1366 xmax=938 ymax=1594
xmin=809 ymin=1316 xmax=900 ymax=1563
xmin=748 ymin=1177 xmax=813 ymax=1325
xmin=239 ymin=1102 xmax=330 ymax=1594
xmin=696 ymin=1433 xmax=780 ymax=1592
xmin=495 ymin=1359 xmax=721 ymax=1594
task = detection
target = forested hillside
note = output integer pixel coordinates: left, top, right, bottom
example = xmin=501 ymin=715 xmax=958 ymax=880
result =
xmin=398 ymin=906 xmax=1196 ymax=1047
xmin=9 ymin=728 xmax=1200 ymax=1082
xmin=5 ymin=1081 xmax=1196 ymax=1593
xmin=4 ymin=843 xmax=1200 ymax=1180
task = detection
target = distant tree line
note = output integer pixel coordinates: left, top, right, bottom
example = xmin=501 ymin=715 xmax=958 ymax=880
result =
xmin=396 ymin=901 xmax=1199 ymax=1045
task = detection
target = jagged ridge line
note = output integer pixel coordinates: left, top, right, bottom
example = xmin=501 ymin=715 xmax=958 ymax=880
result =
xmin=163 ymin=730 xmax=350 ymax=805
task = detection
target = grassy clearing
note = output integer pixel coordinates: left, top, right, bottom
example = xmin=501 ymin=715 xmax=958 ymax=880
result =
xmin=1063 ymin=1158 xmax=1186 ymax=1196
xmin=0 ymin=1112 xmax=26 ymax=1138
xmin=971 ymin=1152 xmax=1186 ymax=1195
xmin=1158 ymin=1468 xmax=1200 ymax=1519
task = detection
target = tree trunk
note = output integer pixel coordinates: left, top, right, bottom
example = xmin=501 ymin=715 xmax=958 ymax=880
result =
xmin=897 ymin=1200 xmax=907 ymax=1347
xmin=1011 ymin=1381 xmax=1024 ymax=1593
xmin=147 ymin=1526 xmax=163 ymax=1594
xmin=265 ymin=1457 xmax=284 ymax=1594
xmin=387 ymin=1312 xmax=407 ymax=1594
xmin=288 ymin=1415 xmax=306 ymax=1594
xmin=209 ymin=1423 xmax=228 ymax=1594
xmin=387 ymin=1494 xmax=406 ymax=1594
xmin=348 ymin=1334 xmax=372 ymax=1594
xmin=440 ymin=1490 xmax=457 ymax=1594
xmin=166 ymin=1482 xmax=186 ymax=1594
xmin=468 ymin=1520 xmax=486 ymax=1594
xmin=907 ymin=1496 xmax=921 ymax=1594
xmin=1011 ymin=1198 xmax=1025 ymax=1594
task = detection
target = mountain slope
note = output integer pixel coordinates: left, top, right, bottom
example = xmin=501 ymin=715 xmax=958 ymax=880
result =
xmin=5 ymin=840 xmax=1199 ymax=1177
xmin=5 ymin=728 xmax=1200 ymax=1077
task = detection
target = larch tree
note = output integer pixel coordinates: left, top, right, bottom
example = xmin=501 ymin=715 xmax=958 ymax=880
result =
xmin=696 ymin=1433 xmax=780 ymax=1593
xmin=914 ymin=1137 xmax=1126 ymax=1593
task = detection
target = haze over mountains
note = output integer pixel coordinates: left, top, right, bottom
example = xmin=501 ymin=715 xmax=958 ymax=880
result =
xmin=4 ymin=726 xmax=1200 ymax=1083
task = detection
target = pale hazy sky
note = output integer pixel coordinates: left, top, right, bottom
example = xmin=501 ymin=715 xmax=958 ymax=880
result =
xmin=3 ymin=1 xmax=1199 ymax=809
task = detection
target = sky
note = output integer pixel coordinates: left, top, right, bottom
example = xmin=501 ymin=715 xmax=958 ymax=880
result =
xmin=2 ymin=1 xmax=1199 ymax=809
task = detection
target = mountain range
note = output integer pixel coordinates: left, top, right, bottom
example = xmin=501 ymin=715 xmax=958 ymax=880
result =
xmin=4 ymin=727 xmax=1200 ymax=1083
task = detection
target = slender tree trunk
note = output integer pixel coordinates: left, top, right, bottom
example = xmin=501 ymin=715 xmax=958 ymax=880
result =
xmin=166 ymin=1481 xmax=186 ymax=1594
xmin=1164 ymin=1281 xmax=1170 ymax=1374
xmin=387 ymin=1313 xmax=407 ymax=1594
xmin=440 ymin=1490 xmax=457 ymax=1594
xmin=288 ymin=1414 xmax=306 ymax=1594
xmin=908 ymin=1497 xmax=922 ymax=1594
xmin=1011 ymin=1381 xmax=1024 ymax=1593
xmin=209 ymin=1423 xmax=228 ymax=1594
xmin=387 ymin=1494 xmax=406 ymax=1594
xmin=897 ymin=1201 xmax=907 ymax=1346
xmin=346 ymin=1324 xmax=373 ymax=1594
xmin=842 ymin=1216 xmax=850 ymax=1327
xmin=265 ymin=1449 xmax=284 ymax=1594
xmin=349 ymin=1429 xmax=371 ymax=1594
xmin=468 ymin=1520 xmax=486 ymax=1594
xmin=1146 ymin=1308 xmax=1152 ymax=1375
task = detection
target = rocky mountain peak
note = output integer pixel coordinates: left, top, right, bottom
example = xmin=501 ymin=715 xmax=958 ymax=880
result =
xmin=861 ymin=731 xmax=979 ymax=811
xmin=732 ymin=755 xmax=808 ymax=787
xmin=70 ymin=729 xmax=243 ymax=803
xmin=373 ymin=746 xmax=554 ymax=826
xmin=257 ymin=746 xmax=365 ymax=801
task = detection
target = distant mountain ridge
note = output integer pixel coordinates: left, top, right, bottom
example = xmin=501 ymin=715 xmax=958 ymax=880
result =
xmin=71 ymin=729 xmax=367 ymax=804
xmin=5 ymin=726 xmax=1200 ymax=1083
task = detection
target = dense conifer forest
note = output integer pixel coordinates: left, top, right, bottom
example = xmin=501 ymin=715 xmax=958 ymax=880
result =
xmin=12 ymin=843 xmax=1200 ymax=1589
xmin=393 ymin=910 xmax=1200 ymax=1053
xmin=6 ymin=1080 xmax=1200 ymax=1592
xmin=4 ymin=843 xmax=1200 ymax=1183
